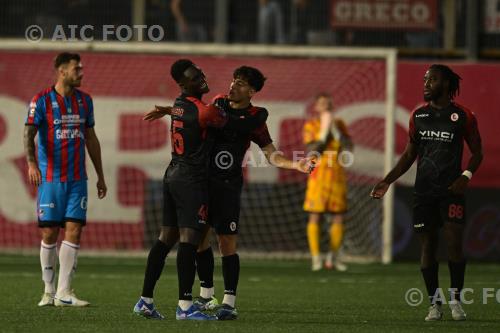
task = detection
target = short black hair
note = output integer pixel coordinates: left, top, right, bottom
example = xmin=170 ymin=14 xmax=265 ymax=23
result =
xmin=233 ymin=66 xmax=266 ymax=92
xmin=54 ymin=52 xmax=80 ymax=69
xmin=429 ymin=64 xmax=462 ymax=99
xmin=171 ymin=59 xmax=194 ymax=82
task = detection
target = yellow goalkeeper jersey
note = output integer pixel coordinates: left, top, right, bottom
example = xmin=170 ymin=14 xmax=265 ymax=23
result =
xmin=302 ymin=118 xmax=349 ymax=213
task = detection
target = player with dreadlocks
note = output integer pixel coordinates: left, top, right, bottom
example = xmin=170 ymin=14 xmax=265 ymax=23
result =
xmin=371 ymin=64 xmax=483 ymax=321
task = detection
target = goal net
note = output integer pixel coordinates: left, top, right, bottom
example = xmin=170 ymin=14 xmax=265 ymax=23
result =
xmin=0 ymin=41 xmax=396 ymax=262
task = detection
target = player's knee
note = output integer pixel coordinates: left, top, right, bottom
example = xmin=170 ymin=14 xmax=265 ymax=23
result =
xmin=64 ymin=224 xmax=82 ymax=244
xmin=159 ymin=227 xmax=179 ymax=246
xmin=41 ymin=227 xmax=59 ymax=244
xmin=218 ymin=236 xmax=237 ymax=256
xmin=308 ymin=213 xmax=321 ymax=224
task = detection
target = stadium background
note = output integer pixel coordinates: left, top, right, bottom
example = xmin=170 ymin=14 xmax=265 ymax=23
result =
xmin=0 ymin=0 xmax=499 ymax=262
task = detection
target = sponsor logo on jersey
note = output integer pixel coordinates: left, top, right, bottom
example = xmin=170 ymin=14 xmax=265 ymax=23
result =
xmin=419 ymin=130 xmax=454 ymax=142
xmin=416 ymin=113 xmax=429 ymax=118
xmin=414 ymin=223 xmax=425 ymax=228
xmin=40 ymin=203 xmax=55 ymax=208
xmin=451 ymin=113 xmax=459 ymax=121
xmin=52 ymin=101 xmax=59 ymax=109
xmin=53 ymin=114 xmax=85 ymax=126
xmin=56 ymin=128 xmax=85 ymax=140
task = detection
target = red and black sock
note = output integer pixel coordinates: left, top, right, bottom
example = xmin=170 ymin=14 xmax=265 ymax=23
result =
xmin=222 ymin=254 xmax=240 ymax=296
xmin=421 ymin=261 xmax=440 ymax=305
xmin=448 ymin=260 xmax=466 ymax=301
xmin=196 ymin=247 xmax=214 ymax=289
xmin=141 ymin=240 xmax=171 ymax=298
xmin=177 ymin=242 xmax=197 ymax=300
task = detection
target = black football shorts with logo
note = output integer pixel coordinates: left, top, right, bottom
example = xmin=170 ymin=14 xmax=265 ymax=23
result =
xmin=412 ymin=194 xmax=466 ymax=232
xmin=208 ymin=177 xmax=243 ymax=235
xmin=163 ymin=178 xmax=209 ymax=230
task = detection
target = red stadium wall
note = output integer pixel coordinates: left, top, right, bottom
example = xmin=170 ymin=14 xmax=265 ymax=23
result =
xmin=0 ymin=51 xmax=498 ymax=255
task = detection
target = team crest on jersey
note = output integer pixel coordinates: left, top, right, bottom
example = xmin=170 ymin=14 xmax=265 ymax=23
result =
xmin=29 ymin=102 xmax=36 ymax=116
xmin=451 ymin=113 xmax=459 ymax=121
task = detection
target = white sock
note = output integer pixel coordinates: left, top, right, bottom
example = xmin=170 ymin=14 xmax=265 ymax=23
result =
xmin=200 ymin=287 xmax=214 ymax=299
xmin=222 ymin=294 xmax=236 ymax=308
xmin=57 ymin=240 xmax=79 ymax=296
xmin=40 ymin=241 xmax=57 ymax=294
xmin=178 ymin=300 xmax=193 ymax=311
xmin=141 ymin=296 xmax=153 ymax=304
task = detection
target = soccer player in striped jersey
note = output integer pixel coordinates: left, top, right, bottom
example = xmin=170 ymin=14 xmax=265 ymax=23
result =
xmin=24 ymin=52 xmax=107 ymax=307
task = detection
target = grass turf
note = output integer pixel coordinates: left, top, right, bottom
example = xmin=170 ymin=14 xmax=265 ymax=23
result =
xmin=0 ymin=254 xmax=498 ymax=333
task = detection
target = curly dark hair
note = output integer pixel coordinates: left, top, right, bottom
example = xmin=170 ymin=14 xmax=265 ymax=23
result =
xmin=429 ymin=64 xmax=462 ymax=100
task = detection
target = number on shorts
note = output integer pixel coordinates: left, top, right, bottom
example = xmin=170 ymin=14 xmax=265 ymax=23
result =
xmin=448 ymin=204 xmax=463 ymax=219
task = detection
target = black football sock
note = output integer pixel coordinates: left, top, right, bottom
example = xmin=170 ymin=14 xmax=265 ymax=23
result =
xmin=448 ymin=260 xmax=466 ymax=301
xmin=222 ymin=254 xmax=240 ymax=298
xmin=177 ymin=242 xmax=197 ymax=301
xmin=421 ymin=261 xmax=440 ymax=305
xmin=141 ymin=240 xmax=171 ymax=298
xmin=196 ymin=247 xmax=214 ymax=290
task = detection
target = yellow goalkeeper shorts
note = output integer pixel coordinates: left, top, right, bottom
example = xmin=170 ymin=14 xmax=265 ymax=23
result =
xmin=303 ymin=165 xmax=347 ymax=214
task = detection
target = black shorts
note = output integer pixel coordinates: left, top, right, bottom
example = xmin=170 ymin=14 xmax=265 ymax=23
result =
xmin=412 ymin=194 xmax=466 ymax=233
xmin=208 ymin=177 xmax=243 ymax=235
xmin=163 ymin=178 xmax=209 ymax=230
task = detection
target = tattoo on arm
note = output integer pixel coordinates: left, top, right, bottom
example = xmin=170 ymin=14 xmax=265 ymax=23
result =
xmin=24 ymin=126 xmax=37 ymax=163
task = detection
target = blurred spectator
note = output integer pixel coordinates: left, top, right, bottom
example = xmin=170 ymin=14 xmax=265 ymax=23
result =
xmin=257 ymin=0 xmax=285 ymax=44
xmin=292 ymin=0 xmax=332 ymax=45
xmin=171 ymin=0 xmax=208 ymax=42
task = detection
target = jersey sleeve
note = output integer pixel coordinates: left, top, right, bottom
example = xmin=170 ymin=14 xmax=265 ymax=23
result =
xmin=408 ymin=109 xmax=418 ymax=144
xmin=251 ymin=122 xmax=273 ymax=148
xmin=211 ymin=94 xmax=229 ymax=109
xmin=25 ymin=95 xmax=45 ymax=126
xmin=85 ymin=95 xmax=95 ymax=128
xmin=464 ymin=109 xmax=482 ymax=149
xmin=197 ymin=101 xmax=228 ymax=129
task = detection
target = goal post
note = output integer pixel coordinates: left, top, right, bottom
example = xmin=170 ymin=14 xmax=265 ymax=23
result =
xmin=0 ymin=40 xmax=397 ymax=263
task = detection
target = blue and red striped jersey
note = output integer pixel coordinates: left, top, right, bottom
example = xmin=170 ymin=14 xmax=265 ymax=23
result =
xmin=25 ymin=86 xmax=95 ymax=183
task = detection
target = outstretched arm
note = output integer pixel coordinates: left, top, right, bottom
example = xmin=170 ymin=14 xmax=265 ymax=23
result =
xmin=261 ymin=143 xmax=315 ymax=173
xmin=370 ymin=141 xmax=418 ymax=199
xmin=143 ymin=105 xmax=172 ymax=121
xmin=24 ymin=125 xmax=41 ymax=186
xmin=85 ymin=128 xmax=107 ymax=199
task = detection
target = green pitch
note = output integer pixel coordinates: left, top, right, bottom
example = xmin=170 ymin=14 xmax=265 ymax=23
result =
xmin=0 ymin=254 xmax=498 ymax=333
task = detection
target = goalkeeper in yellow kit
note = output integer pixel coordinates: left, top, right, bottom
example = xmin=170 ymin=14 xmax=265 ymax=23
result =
xmin=303 ymin=93 xmax=353 ymax=271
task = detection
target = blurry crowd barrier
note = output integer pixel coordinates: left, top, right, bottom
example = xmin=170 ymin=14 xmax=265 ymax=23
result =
xmin=1 ymin=0 xmax=500 ymax=57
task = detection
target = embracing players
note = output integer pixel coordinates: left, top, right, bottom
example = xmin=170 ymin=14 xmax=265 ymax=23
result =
xmin=133 ymin=60 xmax=291 ymax=320
xmin=139 ymin=65 xmax=313 ymax=320
xmin=371 ymin=64 xmax=483 ymax=321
